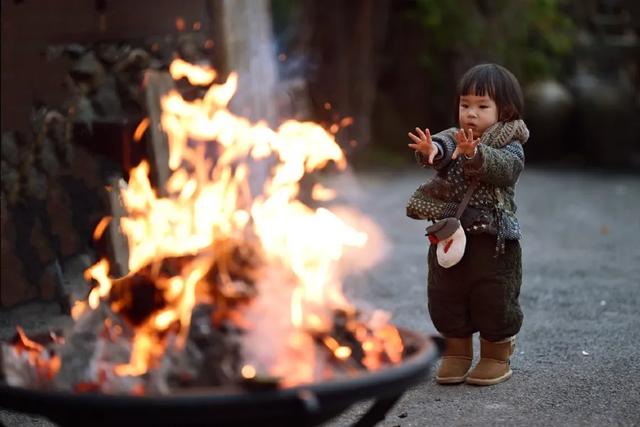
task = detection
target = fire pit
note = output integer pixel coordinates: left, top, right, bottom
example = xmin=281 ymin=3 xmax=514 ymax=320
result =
xmin=0 ymin=330 xmax=441 ymax=427
xmin=1 ymin=59 xmax=442 ymax=426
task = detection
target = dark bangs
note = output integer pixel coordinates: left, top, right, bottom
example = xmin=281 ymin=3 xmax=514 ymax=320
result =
xmin=456 ymin=63 xmax=524 ymax=121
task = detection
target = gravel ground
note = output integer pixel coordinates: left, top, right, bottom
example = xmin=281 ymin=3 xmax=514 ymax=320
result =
xmin=1 ymin=166 xmax=639 ymax=427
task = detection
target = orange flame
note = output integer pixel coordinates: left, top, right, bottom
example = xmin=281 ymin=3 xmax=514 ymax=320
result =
xmin=92 ymin=216 xmax=112 ymax=240
xmin=133 ymin=118 xmax=149 ymax=142
xmin=311 ymin=183 xmax=337 ymax=201
xmin=77 ymin=59 xmax=401 ymax=385
xmin=13 ymin=327 xmax=61 ymax=382
xmin=169 ymin=58 xmax=217 ymax=86
xmin=16 ymin=327 xmax=44 ymax=353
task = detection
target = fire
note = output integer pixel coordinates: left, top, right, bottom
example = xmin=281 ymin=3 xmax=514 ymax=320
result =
xmin=311 ymin=183 xmax=337 ymax=201
xmin=1 ymin=327 xmax=61 ymax=386
xmin=15 ymin=327 xmax=44 ymax=353
xmin=5 ymin=59 xmax=404 ymax=393
xmin=133 ymin=118 xmax=149 ymax=142
xmin=168 ymin=58 xmax=217 ymax=86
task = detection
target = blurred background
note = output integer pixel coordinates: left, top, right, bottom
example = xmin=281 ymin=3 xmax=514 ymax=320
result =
xmin=1 ymin=0 xmax=639 ymax=308
xmin=271 ymin=0 xmax=640 ymax=168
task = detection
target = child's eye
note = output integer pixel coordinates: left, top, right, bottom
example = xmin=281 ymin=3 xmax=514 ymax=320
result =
xmin=480 ymin=105 xmax=489 ymax=109
xmin=460 ymin=104 xmax=468 ymax=108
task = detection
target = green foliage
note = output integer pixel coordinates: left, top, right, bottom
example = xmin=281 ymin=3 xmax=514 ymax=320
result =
xmin=409 ymin=0 xmax=576 ymax=83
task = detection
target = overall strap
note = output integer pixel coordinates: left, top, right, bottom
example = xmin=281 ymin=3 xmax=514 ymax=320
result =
xmin=454 ymin=180 xmax=479 ymax=219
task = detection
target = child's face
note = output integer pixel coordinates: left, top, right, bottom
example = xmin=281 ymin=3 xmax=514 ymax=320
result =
xmin=458 ymin=94 xmax=498 ymax=139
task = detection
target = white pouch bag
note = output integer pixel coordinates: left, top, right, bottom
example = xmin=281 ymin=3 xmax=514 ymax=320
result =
xmin=426 ymin=217 xmax=466 ymax=268
xmin=425 ymin=179 xmax=478 ymax=268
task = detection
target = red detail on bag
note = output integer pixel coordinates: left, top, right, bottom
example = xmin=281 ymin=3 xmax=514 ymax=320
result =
xmin=443 ymin=239 xmax=453 ymax=253
xmin=428 ymin=234 xmax=439 ymax=245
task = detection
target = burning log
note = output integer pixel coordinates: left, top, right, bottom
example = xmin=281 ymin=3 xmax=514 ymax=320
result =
xmin=1 ymin=277 xmax=407 ymax=395
xmin=143 ymin=70 xmax=174 ymax=193
xmin=180 ymin=303 xmax=242 ymax=388
xmin=108 ymin=271 xmax=168 ymax=327
xmin=205 ymin=238 xmax=260 ymax=304
xmin=0 ymin=327 xmax=61 ymax=390
xmin=99 ymin=176 xmax=130 ymax=278
xmin=330 ymin=309 xmax=366 ymax=363
xmin=52 ymin=305 xmax=136 ymax=394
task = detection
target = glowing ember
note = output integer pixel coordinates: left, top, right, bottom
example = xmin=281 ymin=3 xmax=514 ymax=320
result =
xmin=2 ymin=59 xmax=405 ymax=394
xmin=241 ymin=365 xmax=256 ymax=379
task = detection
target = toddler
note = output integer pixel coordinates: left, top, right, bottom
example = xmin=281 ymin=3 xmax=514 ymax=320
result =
xmin=407 ymin=63 xmax=529 ymax=386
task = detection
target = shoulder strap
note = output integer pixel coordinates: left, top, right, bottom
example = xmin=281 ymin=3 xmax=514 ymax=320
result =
xmin=454 ymin=180 xmax=479 ymax=219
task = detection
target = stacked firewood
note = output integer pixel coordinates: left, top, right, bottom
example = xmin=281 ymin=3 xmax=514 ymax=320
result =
xmin=0 ymin=108 xmax=78 ymax=307
xmin=50 ymin=32 xmax=214 ymax=124
xmin=1 ymin=32 xmax=215 ymax=308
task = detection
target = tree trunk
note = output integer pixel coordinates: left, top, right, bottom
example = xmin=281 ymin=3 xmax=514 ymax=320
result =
xmin=305 ymin=0 xmax=390 ymax=153
xmin=209 ymin=0 xmax=279 ymax=125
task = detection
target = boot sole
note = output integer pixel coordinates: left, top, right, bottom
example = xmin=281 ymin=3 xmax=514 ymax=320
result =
xmin=436 ymin=375 xmax=467 ymax=385
xmin=466 ymin=369 xmax=512 ymax=386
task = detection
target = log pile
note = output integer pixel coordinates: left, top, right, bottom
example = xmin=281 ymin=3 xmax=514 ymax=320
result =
xmin=1 ymin=31 xmax=215 ymax=308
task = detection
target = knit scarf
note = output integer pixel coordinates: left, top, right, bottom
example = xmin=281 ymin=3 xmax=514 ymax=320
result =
xmin=476 ymin=119 xmax=529 ymax=255
xmin=478 ymin=119 xmax=530 ymax=149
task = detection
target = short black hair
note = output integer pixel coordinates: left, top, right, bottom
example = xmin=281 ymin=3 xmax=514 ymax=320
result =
xmin=456 ymin=63 xmax=524 ymax=121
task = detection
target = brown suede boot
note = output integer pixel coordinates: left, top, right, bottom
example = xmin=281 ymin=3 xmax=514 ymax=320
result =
xmin=466 ymin=336 xmax=515 ymax=386
xmin=435 ymin=336 xmax=473 ymax=384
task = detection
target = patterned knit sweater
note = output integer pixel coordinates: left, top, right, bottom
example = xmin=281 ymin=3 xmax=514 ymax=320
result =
xmin=409 ymin=120 xmax=529 ymax=254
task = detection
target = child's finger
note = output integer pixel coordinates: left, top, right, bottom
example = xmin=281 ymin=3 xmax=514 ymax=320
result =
xmin=454 ymin=129 xmax=464 ymax=144
xmin=461 ymin=129 xmax=470 ymax=143
xmin=428 ymin=149 xmax=437 ymax=164
xmin=408 ymin=132 xmax=421 ymax=144
xmin=415 ymin=127 xmax=428 ymax=143
xmin=452 ymin=147 xmax=459 ymax=160
xmin=408 ymin=144 xmax=427 ymax=153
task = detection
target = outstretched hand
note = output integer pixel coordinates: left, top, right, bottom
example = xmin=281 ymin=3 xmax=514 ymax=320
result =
xmin=453 ymin=128 xmax=480 ymax=160
xmin=408 ymin=127 xmax=438 ymax=164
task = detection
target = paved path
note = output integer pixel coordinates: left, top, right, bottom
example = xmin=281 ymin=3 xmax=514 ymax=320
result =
xmin=2 ymin=167 xmax=639 ymax=426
